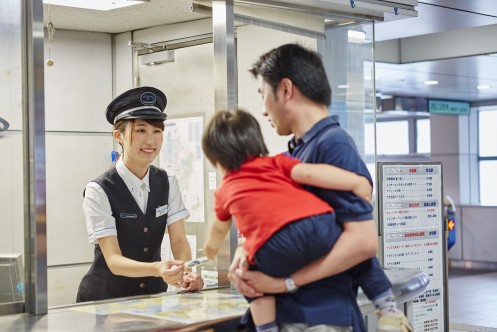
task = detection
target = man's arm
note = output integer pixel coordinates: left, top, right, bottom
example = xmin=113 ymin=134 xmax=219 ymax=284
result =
xmin=292 ymin=219 xmax=377 ymax=286
xmin=235 ymin=220 xmax=377 ymax=294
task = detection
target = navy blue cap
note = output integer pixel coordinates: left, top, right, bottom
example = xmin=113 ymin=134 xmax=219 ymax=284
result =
xmin=106 ymin=86 xmax=167 ymax=125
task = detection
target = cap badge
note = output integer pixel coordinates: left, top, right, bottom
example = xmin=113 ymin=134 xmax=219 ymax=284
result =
xmin=140 ymin=92 xmax=156 ymax=105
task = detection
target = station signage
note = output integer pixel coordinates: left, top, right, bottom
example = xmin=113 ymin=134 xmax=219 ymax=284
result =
xmin=428 ymin=99 xmax=470 ymax=115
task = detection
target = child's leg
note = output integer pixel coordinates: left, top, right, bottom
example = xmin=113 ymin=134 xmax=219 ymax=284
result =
xmin=372 ymin=289 xmax=401 ymax=315
xmin=349 ymin=258 xmax=412 ymax=331
xmin=250 ymin=296 xmax=278 ymax=332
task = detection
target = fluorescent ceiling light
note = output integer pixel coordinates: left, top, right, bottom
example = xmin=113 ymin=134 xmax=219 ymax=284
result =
xmin=43 ymin=0 xmax=145 ymax=11
xmin=477 ymin=85 xmax=490 ymax=90
xmin=337 ymin=84 xmax=349 ymax=89
xmin=424 ymin=80 xmax=438 ymax=85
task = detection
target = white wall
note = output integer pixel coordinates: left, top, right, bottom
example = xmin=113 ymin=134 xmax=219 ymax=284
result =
xmin=430 ymin=111 xmax=497 ymax=265
xmin=0 ymin=0 xmax=24 ymax=258
xmin=237 ymin=24 xmax=316 ymax=155
xmin=43 ymin=30 xmax=114 ymax=306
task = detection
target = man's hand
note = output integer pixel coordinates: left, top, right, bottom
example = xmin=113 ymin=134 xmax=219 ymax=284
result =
xmin=237 ymin=270 xmax=287 ymax=294
xmin=228 ymin=247 xmax=263 ymax=297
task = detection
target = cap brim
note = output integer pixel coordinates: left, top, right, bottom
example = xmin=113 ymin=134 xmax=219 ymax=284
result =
xmin=114 ymin=109 xmax=167 ymax=124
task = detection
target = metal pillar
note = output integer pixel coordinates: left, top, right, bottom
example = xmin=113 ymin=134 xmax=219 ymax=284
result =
xmin=22 ymin=0 xmax=48 ymax=315
xmin=212 ymin=0 xmax=237 ymax=287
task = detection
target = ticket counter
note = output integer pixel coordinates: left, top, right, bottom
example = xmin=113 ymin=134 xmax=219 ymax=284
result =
xmin=0 ymin=268 xmax=428 ymax=332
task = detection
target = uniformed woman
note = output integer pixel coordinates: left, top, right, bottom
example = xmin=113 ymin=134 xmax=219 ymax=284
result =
xmin=76 ymin=87 xmax=203 ymax=302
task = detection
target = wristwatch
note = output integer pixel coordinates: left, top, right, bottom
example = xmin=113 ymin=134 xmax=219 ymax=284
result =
xmin=284 ymin=276 xmax=299 ymax=293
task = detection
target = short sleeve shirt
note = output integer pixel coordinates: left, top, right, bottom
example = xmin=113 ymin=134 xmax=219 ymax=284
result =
xmin=214 ymin=154 xmax=332 ymax=261
xmin=83 ymin=159 xmax=190 ymax=244
xmin=288 ymin=115 xmax=373 ymax=223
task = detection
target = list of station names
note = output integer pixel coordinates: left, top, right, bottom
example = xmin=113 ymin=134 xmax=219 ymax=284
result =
xmin=380 ymin=164 xmax=445 ymax=332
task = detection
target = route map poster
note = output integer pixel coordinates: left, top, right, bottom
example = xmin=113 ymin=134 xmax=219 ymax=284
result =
xmin=378 ymin=162 xmax=447 ymax=332
xmin=160 ymin=115 xmax=205 ymax=223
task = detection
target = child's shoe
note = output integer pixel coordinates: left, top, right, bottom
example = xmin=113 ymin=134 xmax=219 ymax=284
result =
xmin=377 ymin=312 xmax=413 ymax=332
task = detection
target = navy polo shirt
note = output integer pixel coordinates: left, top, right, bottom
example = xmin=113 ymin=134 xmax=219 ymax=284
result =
xmin=272 ymin=115 xmax=372 ymax=331
xmin=288 ymin=115 xmax=373 ymax=223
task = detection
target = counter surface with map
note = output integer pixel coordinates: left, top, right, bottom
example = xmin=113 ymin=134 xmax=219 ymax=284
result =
xmin=0 ymin=270 xmax=429 ymax=332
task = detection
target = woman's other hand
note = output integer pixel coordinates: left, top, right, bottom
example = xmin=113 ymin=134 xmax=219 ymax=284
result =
xmin=180 ymin=272 xmax=204 ymax=291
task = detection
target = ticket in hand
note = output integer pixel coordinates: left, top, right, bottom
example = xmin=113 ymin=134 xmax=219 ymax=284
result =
xmin=184 ymin=256 xmax=209 ymax=268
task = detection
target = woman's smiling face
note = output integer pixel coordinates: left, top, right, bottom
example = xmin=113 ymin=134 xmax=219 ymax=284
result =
xmin=120 ymin=119 xmax=164 ymax=171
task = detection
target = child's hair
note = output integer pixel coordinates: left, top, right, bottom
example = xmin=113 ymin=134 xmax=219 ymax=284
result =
xmin=202 ymin=109 xmax=269 ymax=172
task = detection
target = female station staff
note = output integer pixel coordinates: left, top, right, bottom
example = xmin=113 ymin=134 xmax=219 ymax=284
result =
xmin=77 ymin=87 xmax=203 ymax=302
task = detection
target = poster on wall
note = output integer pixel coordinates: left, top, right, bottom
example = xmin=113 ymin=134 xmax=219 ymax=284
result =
xmin=160 ymin=115 xmax=205 ymax=223
xmin=377 ymin=162 xmax=447 ymax=332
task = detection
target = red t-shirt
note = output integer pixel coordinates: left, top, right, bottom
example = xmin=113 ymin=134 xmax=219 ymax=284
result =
xmin=215 ymin=153 xmax=333 ymax=262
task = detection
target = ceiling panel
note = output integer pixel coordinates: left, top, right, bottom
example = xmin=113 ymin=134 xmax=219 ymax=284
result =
xmin=40 ymin=0 xmax=497 ymax=103
xmin=375 ymin=2 xmax=497 ymax=41
xmin=420 ymin=0 xmax=497 ymax=17
xmin=376 ymin=55 xmax=497 ymax=101
xmin=43 ymin=0 xmax=208 ymax=34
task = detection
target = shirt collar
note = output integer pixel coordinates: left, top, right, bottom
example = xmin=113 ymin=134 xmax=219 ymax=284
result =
xmin=288 ymin=115 xmax=340 ymax=153
xmin=115 ymin=158 xmax=150 ymax=192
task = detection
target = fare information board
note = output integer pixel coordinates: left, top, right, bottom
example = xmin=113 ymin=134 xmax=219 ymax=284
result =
xmin=378 ymin=163 xmax=446 ymax=332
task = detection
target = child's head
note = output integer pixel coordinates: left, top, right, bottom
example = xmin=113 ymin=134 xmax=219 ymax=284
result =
xmin=202 ymin=109 xmax=269 ymax=172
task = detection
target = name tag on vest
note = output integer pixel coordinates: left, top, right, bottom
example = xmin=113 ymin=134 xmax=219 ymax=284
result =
xmin=120 ymin=213 xmax=137 ymax=219
xmin=156 ymin=204 xmax=168 ymax=218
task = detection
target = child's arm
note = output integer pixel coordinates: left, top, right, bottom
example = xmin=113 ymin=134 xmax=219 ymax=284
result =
xmin=203 ymin=218 xmax=232 ymax=260
xmin=291 ymin=163 xmax=372 ymax=202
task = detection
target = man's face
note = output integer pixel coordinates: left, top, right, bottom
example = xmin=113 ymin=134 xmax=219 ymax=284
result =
xmin=257 ymin=76 xmax=292 ymax=136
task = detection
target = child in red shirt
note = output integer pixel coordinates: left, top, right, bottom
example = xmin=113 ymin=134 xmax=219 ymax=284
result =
xmin=202 ymin=109 xmax=372 ymax=332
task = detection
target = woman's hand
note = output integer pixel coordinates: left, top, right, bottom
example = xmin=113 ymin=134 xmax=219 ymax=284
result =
xmin=158 ymin=260 xmax=185 ymax=285
xmin=180 ymin=272 xmax=204 ymax=291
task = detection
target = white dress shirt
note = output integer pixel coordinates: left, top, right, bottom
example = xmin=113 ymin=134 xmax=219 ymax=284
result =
xmin=83 ymin=158 xmax=190 ymax=244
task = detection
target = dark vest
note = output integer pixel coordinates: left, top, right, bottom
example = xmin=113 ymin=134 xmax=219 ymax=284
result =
xmin=77 ymin=165 xmax=170 ymax=302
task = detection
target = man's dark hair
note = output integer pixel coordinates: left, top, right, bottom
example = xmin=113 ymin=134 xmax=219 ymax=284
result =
xmin=202 ymin=109 xmax=269 ymax=172
xmin=250 ymin=43 xmax=331 ymax=106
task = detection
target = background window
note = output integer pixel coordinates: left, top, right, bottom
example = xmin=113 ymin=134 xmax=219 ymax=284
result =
xmin=376 ymin=121 xmax=409 ymax=155
xmin=479 ymin=110 xmax=497 ymax=157
xmin=416 ymin=119 xmax=431 ymax=154
xmin=478 ymin=110 xmax=497 ymax=204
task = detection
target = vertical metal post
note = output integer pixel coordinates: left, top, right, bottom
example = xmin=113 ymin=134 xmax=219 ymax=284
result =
xmin=213 ymin=0 xmax=236 ymax=111
xmin=212 ymin=0 xmax=237 ymax=287
xmin=22 ymin=0 xmax=48 ymax=315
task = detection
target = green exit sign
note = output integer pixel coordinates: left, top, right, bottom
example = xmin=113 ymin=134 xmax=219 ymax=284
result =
xmin=429 ymin=100 xmax=470 ymax=115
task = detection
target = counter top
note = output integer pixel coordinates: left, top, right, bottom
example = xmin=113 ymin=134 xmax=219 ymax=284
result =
xmin=0 ymin=268 xmax=429 ymax=332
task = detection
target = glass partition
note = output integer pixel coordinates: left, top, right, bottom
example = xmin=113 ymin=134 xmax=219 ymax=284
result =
xmin=0 ymin=0 xmax=25 ymax=315
xmin=135 ymin=10 xmax=375 ymax=289
xmin=322 ymin=21 xmax=375 ymax=183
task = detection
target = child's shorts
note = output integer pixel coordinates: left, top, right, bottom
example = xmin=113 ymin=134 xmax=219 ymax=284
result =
xmin=251 ymin=212 xmax=341 ymax=281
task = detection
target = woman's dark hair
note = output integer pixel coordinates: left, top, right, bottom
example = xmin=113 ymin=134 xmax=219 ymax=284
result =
xmin=202 ymin=109 xmax=269 ymax=172
xmin=250 ymin=43 xmax=331 ymax=106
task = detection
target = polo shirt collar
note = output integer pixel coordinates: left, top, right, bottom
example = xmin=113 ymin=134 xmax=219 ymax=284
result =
xmin=288 ymin=115 xmax=340 ymax=153
xmin=115 ymin=158 xmax=151 ymax=192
